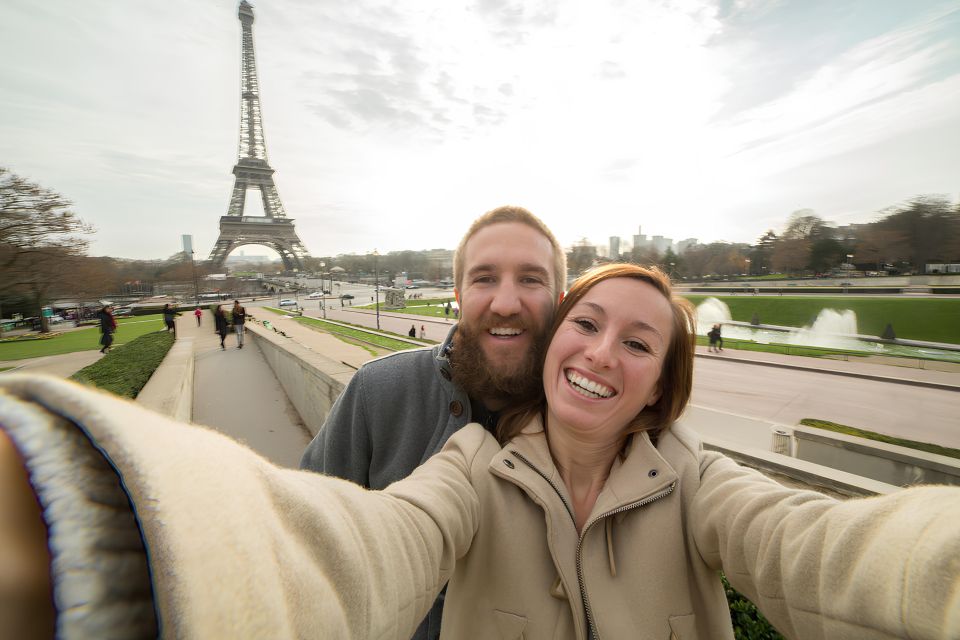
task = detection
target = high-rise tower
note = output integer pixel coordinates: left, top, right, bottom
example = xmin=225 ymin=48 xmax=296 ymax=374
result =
xmin=208 ymin=0 xmax=310 ymax=270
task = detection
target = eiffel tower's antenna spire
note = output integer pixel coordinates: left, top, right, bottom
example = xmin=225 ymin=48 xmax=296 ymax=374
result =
xmin=237 ymin=0 xmax=267 ymax=162
xmin=208 ymin=1 xmax=311 ymax=271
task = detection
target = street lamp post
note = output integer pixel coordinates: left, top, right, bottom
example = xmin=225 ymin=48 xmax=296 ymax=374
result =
xmin=190 ymin=250 xmax=199 ymax=306
xmin=320 ymin=261 xmax=326 ymax=319
xmin=373 ymin=249 xmax=381 ymax=331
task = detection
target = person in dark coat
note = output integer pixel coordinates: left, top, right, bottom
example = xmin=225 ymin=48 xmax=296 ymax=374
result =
xmin=162 ymin=304 xmax=180 ymax=335
xmin=408 ymin=325 xmax=417 ymax=338
xmin=97 ymin=305 xmax=117 ymax=354
xmin=708 ymin=323 xmax=723 ymax=352
xmin=213 ymin=305 xmax=229 ymax=350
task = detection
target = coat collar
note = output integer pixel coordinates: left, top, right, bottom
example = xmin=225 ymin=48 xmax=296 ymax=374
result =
xmin=489 ymin=413 xmax=679 ymax=528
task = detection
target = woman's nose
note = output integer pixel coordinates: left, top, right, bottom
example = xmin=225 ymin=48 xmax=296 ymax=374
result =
xmin=585 ymin=335 xmax=615 ymax=368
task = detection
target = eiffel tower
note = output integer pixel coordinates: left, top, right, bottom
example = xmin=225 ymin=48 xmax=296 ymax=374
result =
xmin=208 ymin=0 xmax=310 ymax=271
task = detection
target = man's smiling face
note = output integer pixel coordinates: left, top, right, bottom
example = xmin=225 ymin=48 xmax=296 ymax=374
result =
xmin=452 ymin=221 xmax=558 ymax=406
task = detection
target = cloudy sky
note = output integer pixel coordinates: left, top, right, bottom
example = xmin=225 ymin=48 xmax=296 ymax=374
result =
xmin=2 ymin=0 xmax=958 ymax=260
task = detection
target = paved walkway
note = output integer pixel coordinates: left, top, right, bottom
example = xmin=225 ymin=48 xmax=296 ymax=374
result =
xmin=0 ymin=350 xmax=103 ymax=378
xmin=176 ymin=311 xmax=313 ymax=469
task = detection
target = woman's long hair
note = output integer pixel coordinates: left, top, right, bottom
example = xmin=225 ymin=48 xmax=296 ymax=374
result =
xmin=495 ymin=263 xmax=696 ymax=445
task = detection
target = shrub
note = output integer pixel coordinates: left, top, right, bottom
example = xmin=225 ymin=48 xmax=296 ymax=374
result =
xmin=71 ymin=331 xmax=175 ymax=399
xmin=722 ymin=574 xmax=784 ymax=639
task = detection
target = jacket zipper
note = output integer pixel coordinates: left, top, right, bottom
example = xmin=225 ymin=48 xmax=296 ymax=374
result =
xmin=576 ymin=483 xmax=675 ymax=639
xmin=510 ymin=450 xmax=676 ymax=640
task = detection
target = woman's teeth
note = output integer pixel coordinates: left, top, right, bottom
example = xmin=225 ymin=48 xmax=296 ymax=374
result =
xmin=565 ymin=371 xmax=614 ymax=399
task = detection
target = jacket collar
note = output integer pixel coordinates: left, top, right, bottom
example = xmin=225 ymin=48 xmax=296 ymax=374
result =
xmin=489 ymin=413 xmax=679 ymax=526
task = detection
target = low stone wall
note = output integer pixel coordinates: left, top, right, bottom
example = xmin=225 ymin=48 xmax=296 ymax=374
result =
xmin=245 ymin=322 xmax=355 ymax=437
xmin=701 ymin=437 xmax=900 ymax=497
xmin=136 ymin=336 xmax=194 ymax=422
xmin=793 ymin=425 xmax=960 ymax=487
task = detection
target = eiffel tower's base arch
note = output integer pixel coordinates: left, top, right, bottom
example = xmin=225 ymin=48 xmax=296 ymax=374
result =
xmin=207 ymin=216 xmax=310 ymax=272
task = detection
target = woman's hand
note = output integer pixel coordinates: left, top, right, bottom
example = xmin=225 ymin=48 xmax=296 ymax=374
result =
xmin=0 ymin=429 xmax=55 ymax=638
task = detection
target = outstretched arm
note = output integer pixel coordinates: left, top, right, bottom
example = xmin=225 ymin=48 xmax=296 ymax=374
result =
xmin=0 ymin=374 xmax=481 ymax=639
xmin=692 ymin=452 xmax=960 ymax=639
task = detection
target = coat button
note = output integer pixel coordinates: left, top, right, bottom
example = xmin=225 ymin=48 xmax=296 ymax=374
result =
xmin=449 ymin=400 xmax=463 ymax=417
xmin=440 ymin=368 xmax=451 ymax=380
xmin=648 ymin=469 xmax=659 ymax=478
xmin=503 ymin=459 xmax=515 ymax=469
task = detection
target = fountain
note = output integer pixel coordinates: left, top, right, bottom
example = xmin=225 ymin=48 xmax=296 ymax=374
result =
xmin=694 ymin=298 xmax=960 ymax=362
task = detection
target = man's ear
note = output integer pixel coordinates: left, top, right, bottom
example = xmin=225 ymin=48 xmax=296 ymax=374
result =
xmin=454 ymin=288 xmax=461 ymax=307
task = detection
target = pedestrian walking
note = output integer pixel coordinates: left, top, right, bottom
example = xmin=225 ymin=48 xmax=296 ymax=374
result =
xmin=419 ymin=324 xmax=426 ymax=340
xmin=162 ymin=304 xmax=180 ymax=335
xmin=194 ymin=307 xmax=203 ymax=327
xmin=708 ymin=323 xmax=723 ymax=352
xmin=97 ymin=304 xmax=117 ymax=354
xmin=232 ymin=300 xmax=247 ymax=349
xmin=213 ymin=305 xmax=229 ymax=350
xmin=408 ymin=325 xmax=416 ymax=338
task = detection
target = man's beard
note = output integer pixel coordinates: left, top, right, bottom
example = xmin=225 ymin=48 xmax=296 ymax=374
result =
xmin=449 ymin=317 xmax=548 ymax=407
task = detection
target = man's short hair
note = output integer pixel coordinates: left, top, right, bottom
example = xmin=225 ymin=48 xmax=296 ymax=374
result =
xmin=453 ymin=205 xmax=567 ymax=295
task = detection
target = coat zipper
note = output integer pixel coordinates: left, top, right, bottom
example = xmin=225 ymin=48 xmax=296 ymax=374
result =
xmin=510 ymin=450 xmax=676 ymax=640
xmin=576 ymin=482 xmax=675 ymax=639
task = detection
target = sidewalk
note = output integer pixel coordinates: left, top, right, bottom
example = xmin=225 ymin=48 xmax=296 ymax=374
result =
xmin=0 ymin=350 xmax=102 ymax=378
xmin=176 ymin=311 xmax=313 ymax=469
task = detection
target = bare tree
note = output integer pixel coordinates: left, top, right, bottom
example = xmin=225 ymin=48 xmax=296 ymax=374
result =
xmin=0 ymin=167 xmax=94 ymax=331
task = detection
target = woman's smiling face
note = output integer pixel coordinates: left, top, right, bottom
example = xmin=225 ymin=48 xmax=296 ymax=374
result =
xmin=543 ymin=277 xmax=674 ymax=444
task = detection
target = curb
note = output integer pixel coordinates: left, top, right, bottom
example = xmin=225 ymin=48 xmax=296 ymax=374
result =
xmin=136 ymin=336 xmax=195 ymax=421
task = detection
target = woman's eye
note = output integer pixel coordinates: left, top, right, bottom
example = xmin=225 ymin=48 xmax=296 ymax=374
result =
xmin=625 ymin=340 xmax=648 ymax=352
xmin=573 ymin=318 xmax=596 ymax=332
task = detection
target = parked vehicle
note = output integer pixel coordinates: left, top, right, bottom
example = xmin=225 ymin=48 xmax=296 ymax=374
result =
xmin=279 ymin=299 xmax=298 ymax=308
xmin=340 ymin=293 xmax=355 ymax=300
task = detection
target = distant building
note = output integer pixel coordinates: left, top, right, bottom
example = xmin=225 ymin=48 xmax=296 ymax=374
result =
xmin=675 ymin=238 xmax=698 ymax=254
xmin=182 ymin=234 xmax=194 ymax=255
xmin=225 ymin=250 xmax=276 ymax=265
xmin=651 ymin=235 xmax=673 ymax=254
xmin=609 ymin=236 xmax=621 ymax=260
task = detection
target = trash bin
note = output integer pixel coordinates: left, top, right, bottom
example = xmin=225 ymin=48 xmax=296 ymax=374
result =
xmin=771 ymin=429 xmax=792 ymax=456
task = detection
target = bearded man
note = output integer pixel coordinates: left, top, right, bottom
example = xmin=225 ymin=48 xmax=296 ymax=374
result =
xmin=300 ymin=205 xmax=565 ymax=640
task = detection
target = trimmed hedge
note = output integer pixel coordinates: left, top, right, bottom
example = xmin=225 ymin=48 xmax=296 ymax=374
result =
xmin=71 ymin=331 xmax=175 ymax=399
xmin=723 ymin=574 xmax=785 ymax=639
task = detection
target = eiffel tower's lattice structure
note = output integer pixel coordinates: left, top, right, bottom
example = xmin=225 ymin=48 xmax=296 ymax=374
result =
xmin=208 ymin=0 xmax=310 ymax=271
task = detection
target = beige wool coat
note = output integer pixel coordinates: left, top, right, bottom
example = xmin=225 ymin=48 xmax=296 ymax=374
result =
xmin=1 ymin=374 xmax=958 ymax=639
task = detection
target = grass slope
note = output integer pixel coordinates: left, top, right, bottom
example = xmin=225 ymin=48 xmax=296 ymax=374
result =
xmin=70 ymin=330 xmax=175 ymax=399
xmin=683 ymin=296 xmax=960 ymax=344
xmin=294 ymin=317 xmax=423 ymax=352
xmin=801 ymin=419 xmax=960 ymax=460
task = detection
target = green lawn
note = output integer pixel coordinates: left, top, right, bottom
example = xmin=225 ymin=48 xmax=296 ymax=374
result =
xmin=683 ymin=295 xmax=960 ymax=344
xmin=71 ymin=331 xmax=175 ymax=399
xmin=0 ymin=315 xmax=167 ymax=361
xmin=357 ymin=297 xmax=457 ymax=319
